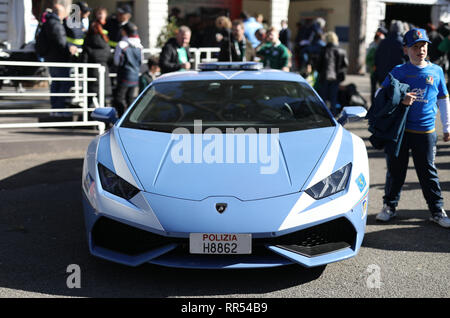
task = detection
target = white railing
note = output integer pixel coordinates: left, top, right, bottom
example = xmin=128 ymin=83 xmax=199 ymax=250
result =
xmin=0 ymin=60 xmax=106 ymax=132
xmin=141 ymin=47 xmax=221 ymax=68
xmin=107 ymin=47 xmax=220 ymax=78
xmin=3 ymin=46 xmax=221 ymax=67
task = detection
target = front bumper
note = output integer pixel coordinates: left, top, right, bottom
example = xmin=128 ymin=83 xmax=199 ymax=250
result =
xmin=82 ymin=190 xmax=367 ymax=269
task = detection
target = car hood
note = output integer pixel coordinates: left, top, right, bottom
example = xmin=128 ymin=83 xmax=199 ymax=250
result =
xmin=117 ymin=126 xmax=337 ymax=201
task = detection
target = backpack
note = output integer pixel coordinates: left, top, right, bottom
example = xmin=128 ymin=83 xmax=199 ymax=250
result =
xmin=117 ymin=45 xmax=142 ymax=86
xmin=338 ymin=83 xmax=368 ymax=108
xmin=35 ymin=23 xmax=49 ymax=57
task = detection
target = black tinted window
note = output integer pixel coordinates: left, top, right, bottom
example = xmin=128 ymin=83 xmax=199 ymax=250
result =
xmin=121 ymin=80 xmax=334 ymax=132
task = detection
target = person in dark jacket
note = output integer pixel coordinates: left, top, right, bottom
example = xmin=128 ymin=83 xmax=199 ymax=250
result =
xmin=64 ymin=18 xmax=85 ymax=52
xmin=64 ymin=1 xmax=91 ymax=53
xmin=316 ymin=31 xmax=348 ymax=116
xmin=113 ymin=22 xmax=143 ymax=116
xmin=81 ymin=7 xmax=112 ymax=106
xmin=437 ymin=23 xmax=450 ymax=87
xmin=366 ymin=73 xmax=410 ymax=157
xmin=39 ymin=3 xmax=78 ymax=115
xmin=426 ymin=23 xmax=445 ymax=69
xmin=279 ymin=20 xmax=292 ymax=51
xmin=214 ymin=16 xmax=232 ymax=46
xmin=159 ymin=26 xmax=192 ymax=74
xmin=104 ymin=4 xmax=132 ymax=48
xmin=218 ymin=19 xmax=255 ymax=62
xmin=366 ymin=29 xmax=386 ymax=106
xmin=374 ymin=20 xmax=406 ymax=85
xmin=39 ymin=4 xmax=78 ymax=63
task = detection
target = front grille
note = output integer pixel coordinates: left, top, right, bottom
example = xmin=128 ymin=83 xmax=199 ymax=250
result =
xmin=91 ymin=216 xmax=356 ymax=260
xmin=255 ymin=217 xmax=357 ymax=258
xmin=91 ymin=217 xmax=185 ymax=256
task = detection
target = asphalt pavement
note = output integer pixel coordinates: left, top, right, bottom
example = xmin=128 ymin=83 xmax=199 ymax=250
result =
xmin=0 ymin=74 xmax=449 ymax=298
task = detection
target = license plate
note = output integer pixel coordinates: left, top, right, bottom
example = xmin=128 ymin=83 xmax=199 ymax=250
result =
xmin=189 ymin=233 xmax=252 ymax=254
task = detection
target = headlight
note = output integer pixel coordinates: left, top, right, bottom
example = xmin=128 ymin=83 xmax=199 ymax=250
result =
xmin=98 ymin=163 xmax=139 ymax=200
xmin=305 ymin=163 xmax=352 ymax=200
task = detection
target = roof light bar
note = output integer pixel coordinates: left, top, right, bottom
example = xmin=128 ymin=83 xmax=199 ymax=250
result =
xmin=198 ymin=62 xmax=263 ymax=71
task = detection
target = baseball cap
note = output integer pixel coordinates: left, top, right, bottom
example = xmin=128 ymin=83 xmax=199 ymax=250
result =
xmin=403 ymin=28 xmax=431 ymax=47
xmin=117 ymin=4 xmax=132 ymax=15
xmin=76 ymin=1 xmax=91 ymax=13
xmin=376 ymin=26 xmax=388 ymax=36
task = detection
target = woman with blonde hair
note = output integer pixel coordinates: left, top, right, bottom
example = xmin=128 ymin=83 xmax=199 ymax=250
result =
xmin=215 ymin=16 xmax=232 ymax=43
xmin=324 ymin=31 xmax=339 ymax=46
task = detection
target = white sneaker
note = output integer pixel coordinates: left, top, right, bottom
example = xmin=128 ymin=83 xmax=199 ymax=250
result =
xmin=429 ymin=209 xmax=450 ymax=228
xmin=376 ymin=204 xmax=397 ymax=222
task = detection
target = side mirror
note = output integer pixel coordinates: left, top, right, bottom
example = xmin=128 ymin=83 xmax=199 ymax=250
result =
xmin=337 ymin=106 xmax=367 ymax=126
xmin=91 ymin=107 xmax=118 ymax=124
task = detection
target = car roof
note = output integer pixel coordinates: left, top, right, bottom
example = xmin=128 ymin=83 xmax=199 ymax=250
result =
xmin=153 ymin=69 xmax=309 ymax=85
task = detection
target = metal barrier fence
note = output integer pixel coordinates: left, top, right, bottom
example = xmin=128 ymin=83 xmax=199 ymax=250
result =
xmin=0 ymin=47 xmax=220 ymax=133
xmin=142 ymin=47 xmax=221 ymax=68
xmin=0 ymin=60 xmax=106 ymax=132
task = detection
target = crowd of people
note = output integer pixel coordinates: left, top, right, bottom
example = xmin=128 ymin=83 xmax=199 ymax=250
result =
xmin=35 ymin=2 xmax=449 ymax=125
xmin=174 ymin=11 xmax=349 ymax=116
xmin=34 ymin=1 xmax=353 ymax=118
xmin=35 ymin=2 xmax=145 ymax=117
xmin=168 ymin=11 xmax=293 ymax=72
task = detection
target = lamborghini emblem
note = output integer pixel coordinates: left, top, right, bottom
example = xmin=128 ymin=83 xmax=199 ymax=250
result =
xmin=216 ymin=203 xmax=227 ymax=214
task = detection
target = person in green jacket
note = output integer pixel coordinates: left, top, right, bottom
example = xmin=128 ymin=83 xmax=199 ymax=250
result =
xmin=257 ymin=26 xmax=290 ymax=71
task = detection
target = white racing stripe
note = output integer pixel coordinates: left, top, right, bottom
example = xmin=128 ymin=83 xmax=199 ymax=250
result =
xmin=129 ymin=192 xmax=165 ymax=231
xmin=278 ymin=128 xmax=370 ymax=231
xmin=109 ymin=130 xmax=140 ymax=189
xmin=305 ymin=126 xmax=343 ymax=189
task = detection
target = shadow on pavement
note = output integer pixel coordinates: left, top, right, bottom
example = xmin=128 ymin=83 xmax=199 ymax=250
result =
xmin=0 ymin=159 xmax=326 ymax=298
xmin=363 ymin=212 xmax=450 ymax=254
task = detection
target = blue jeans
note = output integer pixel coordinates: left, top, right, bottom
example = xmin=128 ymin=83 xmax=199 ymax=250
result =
xmin=383 ymin=131 xmax=443 ymax=214
xmin=49 ymin=67 xmax=72 ymax=110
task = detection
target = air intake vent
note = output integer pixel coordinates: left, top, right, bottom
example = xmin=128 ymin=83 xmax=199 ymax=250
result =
xmin=257 ymin=217 xmax=356 ymax=258
xmin=92 ymin=217 xmax=185 ymax=256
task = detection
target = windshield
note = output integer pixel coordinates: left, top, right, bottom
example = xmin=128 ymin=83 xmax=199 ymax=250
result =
xmin=121 ymin=80 xmax=335 ymax=133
